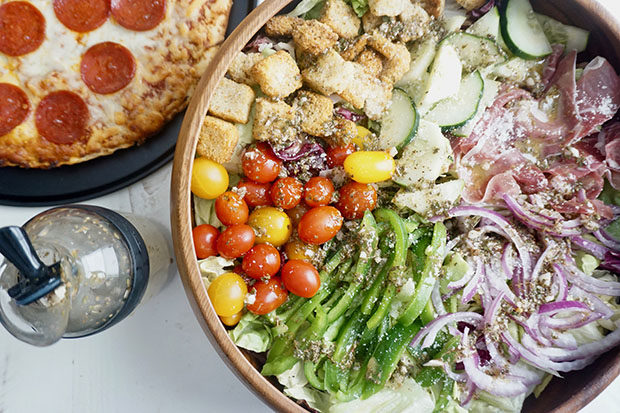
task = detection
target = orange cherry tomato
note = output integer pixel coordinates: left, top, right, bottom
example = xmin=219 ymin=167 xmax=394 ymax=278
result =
xmin=287 ymin=203 xmax=310 ymax=229
xmin=192 ymin=224 xmax=219 ymax=259
xmin=270 ymin=177 xmax=303 ymax=210
xmin=220 ymin=311 xmax=242 ymax=327
xmin=216 ymin=224 xmax=255 ymax=258
xmin=246 ymin=276 xmax=288 ymax=315
xmin=242 ymin=243 xmax=281 ymax=280
xmin=326 ymin=143 xmax=355 ymax=168
xmin=242 ymin=142 xmax=282 ymax=183
xmin=215 ymin=191 xmax=249 ymax=226
xmin=298 ymin=206 xmax=343 ymax=245
xmin=281 ymin=260 xmax=321 ymax=298
xmin=237 ymin=179 xmax=272 ymax=208
xmin=284 ymin=239 xmax=318 ymax=262
xmin=304 ymin=177 xmax=335 ymax=207
xmin=335 ymin=182 xmax=377 ymax=220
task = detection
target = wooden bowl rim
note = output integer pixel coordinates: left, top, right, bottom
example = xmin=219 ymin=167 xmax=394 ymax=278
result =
xmin=170 ymin=1 xmax=620 ymax=412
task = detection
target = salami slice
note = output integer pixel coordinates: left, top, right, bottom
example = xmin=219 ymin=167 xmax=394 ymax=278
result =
xmin=0 ymin=83 xmax=29 ymax=136
xmin=53 ymin=0 xmax=110 ymax=33
xmin=0 ymin=2 xmax=46 ymax=56
xmin=111 ymin=0 xmax=165 ymax=31
xmin=81 ymin=42 xmax=136 ymax=94
xmin=35 ymin=91 xmax=89 ymax=145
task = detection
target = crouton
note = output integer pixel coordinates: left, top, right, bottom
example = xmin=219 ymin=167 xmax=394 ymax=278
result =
xmin=455 ymin=0 xmax=486 ymax=10
xmin=362 ymin=11 xmax=383 ymax=33
xmin=368 ymin=33 xmax=399 ymax=59
xmin=418 ymin=0 xmax=444 ymax=18
xmin=363 ymin=80 xmax=392 ymax=120
xmin=294 ymin=90 xmax=334 ymax=137
xmin=324 ymin=117 xmax=357 ymax=146
xmin=228 ymin=52 xmax=263 ymax=85
xmin=302 ymin=50 xmax=356 ymax=95
xmin=292 ymin=20 xmax=338 ymax=56
xmin=355 ymin=48 xmax=383 ymax=77
xmin=208 ymin=78 xmax=255 ymax=124
xmin=196 ymin=116 xmax=239 ymax=163
xmin=319 ymin=0 xmax=361 ymax=39
xmin=380 ymin=42 xmax=410 ymax=84
xmin=369 ymin=0 xmax=406 ymax=16
xmin=339 ymin=62 xmax=392 ymax=119
xmin=252 ymin=98 xmax=297 ymax=144
xmin=340 ymin=34 xmax=369 ymax=61
xmin=251 ymin=50 xmax=302 ymax=98
xmin=265 ymin=15 xmax=304 ymax=37
xmin=399 ymin=3 xmax=431 ymax=42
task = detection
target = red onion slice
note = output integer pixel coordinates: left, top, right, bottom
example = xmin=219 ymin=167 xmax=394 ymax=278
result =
xmin=594 ymin=230 xmax=620 ymax=251
xmin=410 ymin=312 xmax=484 ymax=349
xmin=571 ymin=236 xmax=611 ymax=260
xmin=562 ymin=261 xmax=620 ymax=296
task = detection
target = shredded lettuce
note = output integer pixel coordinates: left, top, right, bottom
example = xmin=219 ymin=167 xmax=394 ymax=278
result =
xmin=288 ymin=0 xmax=325 ymax=18
xmin=194 ymin=196 xmax=222 ymax=227
xmin=575 ymin=251 xmax=600 ymax=276
xmin=346 ymin=0 xmax=368 ymax=17
xmin=198 ymin=256 xmax=234 ymax=286
xmin=229 ymin=312 xmax=273 ymax=353
xmin=606 ymin=218 xmax=620 ymax=242
xmin=277 ymin=362 xmax=332 ymax=412
xmin=471 ymin=391 xmax=528 ymax=413
xmin=599 ymin=180 xmax=620 ymax=206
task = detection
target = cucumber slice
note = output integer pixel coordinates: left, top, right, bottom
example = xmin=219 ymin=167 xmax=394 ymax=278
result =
xmin=424 ymin=71 xmax=484 ymax=131
xmin=396 ymin=38 xmax=437 ymax=87
xmin=442 ymin=32 xmax=506 ymax=71
xmin=377 ymin=89 xmax=419 ymax=153
xmin=500 ymin=0 xmax=552 ymax=60
xmin=467 ymin=6 xmax=500 ymax=39
xmin=535 ymin=13 xmax=589 ymax=53
xmin=418 ymin=43 xmax=462 ymax=112
xmin=393 ymin=179 xmax=464 ymax=215
xmin=452 ymin=76 xmax=500 ymax=137
xmin=393 ymin=120 xmax=452 ymax=187
xmin=491 ymin=56 xmax=541 ymax=83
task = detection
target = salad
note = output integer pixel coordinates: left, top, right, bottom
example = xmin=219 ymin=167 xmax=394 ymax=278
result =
xmin=189 ymin=0 xmax=620 ymax=411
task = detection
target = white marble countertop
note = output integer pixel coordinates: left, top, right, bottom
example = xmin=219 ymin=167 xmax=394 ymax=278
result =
xmin=2 ymin=2 xmax=620 ymax=411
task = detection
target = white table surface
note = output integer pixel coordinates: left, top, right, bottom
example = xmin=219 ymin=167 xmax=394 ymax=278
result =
xmin=2 ymin=2 xmax=620 ymax=411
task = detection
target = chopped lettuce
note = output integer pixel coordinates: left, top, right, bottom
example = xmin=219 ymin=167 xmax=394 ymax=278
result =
xmin=230 ymin=312 xmax=273 ymax=353
xmin=198 ymin=256 xmax=234 ymax=286
xmin=288 ymin=0 xmax=324 ymax=18
xmin=277 ymin=362 xmax=332 ymax=412
xmin=194 ymin=196 xmax=222 ymax=227
xmin=471 ymin=391 xmax=528 ymax=413
xmin=606 ymin=218 xmax=620 ymax=242
xmin=346 ymin=0 xmax=368 ymax=17
xmin=599 ymin=180 xmax=620 ymax=206
xmin=575 ymin=251 xmax=600 ymax=276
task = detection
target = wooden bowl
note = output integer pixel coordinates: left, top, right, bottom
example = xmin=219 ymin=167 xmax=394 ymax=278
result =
xmin=171 ymin=1 xmax=620 ymax=411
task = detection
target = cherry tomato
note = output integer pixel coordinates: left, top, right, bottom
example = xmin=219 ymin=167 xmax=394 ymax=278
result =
xmin=281 ymin=260 xmax=321 ymax=298
xmin=191 ymin=157 xmax=229 ymax=199
xmin=215 ymin=191 xmax=249 ymax=226
xmin=216 ymin=224 xmax=256 ymax=258
xmin=242 ymin=244 xmax=281 ymax=280
xmin=246 ymin=276 xmax=288 ymax=315
xmin=344 ymin=151 xmax=395 ymax=183
xmin=242 ymin=142 xmax=282 ymax=183
xmin=237 ymin=179 xmax=272 ymax=208
xmin=220 ymin=311 xmax=242 ymax=327
xmin=326 ymin=143 xmax=355 ymax=168
xmin=248 ymin=207 xmax=292 ymax=247
xmin=207 ymin=272 xmax=247 ymax=317
xmin=192 ymin=224 xmax=219 ymax=259
xmin=304 ymin=177 xmax=335 ymax=207
xmin=298 ymin=206 xmax=343 ymax=245
xmin=284 ymin=239 xmax=318 ymax=262
xmin=270 ymin=177 xmax=303 ymax=209
xmin=335 ymin=182 xmax=377 ymax=220
xmin=287 ymin=203 xmax=310 ymax=228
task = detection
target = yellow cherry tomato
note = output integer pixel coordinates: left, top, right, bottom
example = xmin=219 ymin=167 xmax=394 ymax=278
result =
xmin=284 ymin=239 xmax=319 ymax=262
xmin=207 ymin=272 xmax=247 ymax=317
xmin=344 ymin=151 xmax=395 ymax=183
xmin=191 ymin=157 xmax=229 ymax=199
xmin=248 ymin=207 xmax=292 ymax=247
xmin=352 ymin=125 xmax=372 ymax=148
xmin=220 ymin=311 xmax=242 ymax=327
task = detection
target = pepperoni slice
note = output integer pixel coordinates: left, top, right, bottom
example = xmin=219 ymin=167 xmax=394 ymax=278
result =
xmin=81 ymin=42 xmax=136 ymax=94
xmin=0 ymin=83 xmax=29 ymax=136
xmin=53 ymin=0 xmax=110 ymax=33
xmin=35 ymin=91 xmax=89 ymax=145
xmin=110 ymin=0 xmax=165 ymax=31
xmin=0 ymin=2 xmax=46 ymax=56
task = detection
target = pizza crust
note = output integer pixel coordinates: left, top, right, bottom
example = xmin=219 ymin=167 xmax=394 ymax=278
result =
xmin=0 ymin=0 xmax=231 ymax=168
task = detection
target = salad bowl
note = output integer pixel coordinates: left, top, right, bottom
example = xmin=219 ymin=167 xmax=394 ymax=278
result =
xmin=171 ymin=0 xmax=620 ymax=411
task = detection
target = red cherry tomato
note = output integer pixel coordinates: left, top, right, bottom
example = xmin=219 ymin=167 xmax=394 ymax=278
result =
xmin=281 ymin=260 xmax=321 ymax=298
xmin=304 ymin=177 xmax=335 ymax=207
xmin=270 ymin=177 xmax=303 ymax=209
xmin=298 ymin=206 xmax=343 ymax=245
xmin=237 ymin=179 xmax=272 ymax=208
xmin=326 ymin=143 xmax=355 ymax=168
xmin=192 ymin=224 xmax=219 ymax=259
xmin=246 ymin=276 xmax=288 ymax=315
xmin=287 ymin=203 xmax=310 ymax=229
xmin=335 ymin=182 xmax=377 ymax=220
xmin=215 ymin=191 xmax=249 ymax=226
xmin=216 ymin=224 xmax=256 ymax=258
xmin=242 ymin=142 xmax=282 ymax=183
xmin=242 ymin=244 xmax=281 ymax=280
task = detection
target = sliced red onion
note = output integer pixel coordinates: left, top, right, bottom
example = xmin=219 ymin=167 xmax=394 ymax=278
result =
xmin=538 ymin=300 xmax=590 ymax=314
xmin=484 ymin=291 xmax=505 ymax=325
xmin=431 ymin=281 xmax=447 ymax=316
xmin=501 ymin=243 xmax=515 ymax=281
xmin=594 ymin=230 xmax=620 ymax=251
xmin=552 ymin=264 xmax=569 ymax=301
xmin=484 ymin=263 xmax=518 ymax=307
xmin=470 ymin=0 xmax=495 ymax=18
xmin=335 ymin=106 xmax=366 ymax=123
xmin=569 ymin=286 xmax=614 ymax=319
xmin=424 ymin=360 xmax=467 ymax=382
xmin=531 ymin=245 xmax=553 ymax=282
xmin=601 ymin=251 xmax=620 ymax=273
xmin=541 ymin=312 xmax=601 ymax=330
xmin=462 ymin=267 xmax=481 ymax=304
xmin=460 ymin=380 xmax=476 ymax=406
xmin=270 ymin=140 xmax=304 ymax=161
xmin=539 ymin=325 xmax=578 ymax=350
xmin=571 ymin=236 xmax=611 ymax=260
xmin=447 ymin=261 xmax=475 ymax=290
xmin=562 ymin=261 xmax=620 ymax=296
xmin=483 ymin=333 xmax=543 ymax=385
xmin=244 ymin=34 xmax=274 ymax=52
xmin=410 ymin=312 xmax=484 ymax=349
xmin=503 ymin=195 xmax=581 ymax=237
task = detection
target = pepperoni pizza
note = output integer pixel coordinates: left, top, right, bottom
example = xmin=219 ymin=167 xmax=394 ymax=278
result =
xmin=0 ymin=0 xmax=231 ymax=168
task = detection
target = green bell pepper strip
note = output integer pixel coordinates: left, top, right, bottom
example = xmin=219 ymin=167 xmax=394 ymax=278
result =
xmin=304 ymin=359 xmax=326 ymax=390
xmin=360 ymin=252 xmax=394 ymax=315
xmin=420 ymin=298 xmax=436 ymax=325
xmin=415 ymin=365 xmax=445 ymax=387
xmin=362 ymin=320 xmax=423 ymax=398
xmin=433 ymin=378 xmax=454 ymax=413
xmin=366 ymin=284 xmax=395 ymax=329
xmin=398 ymin=222 xmax=447 ymax=326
